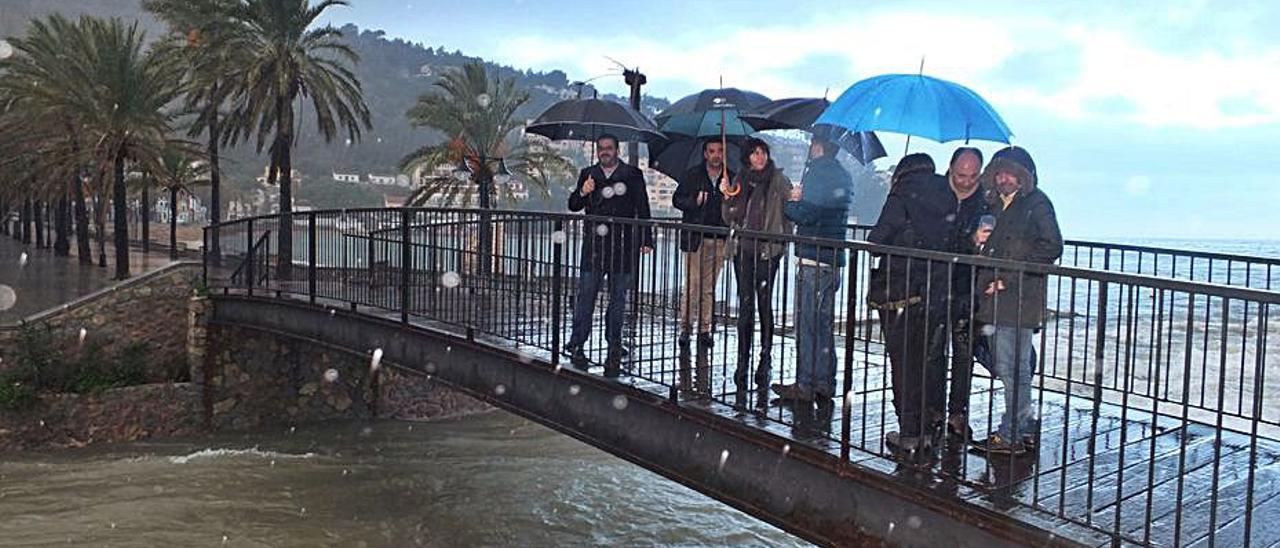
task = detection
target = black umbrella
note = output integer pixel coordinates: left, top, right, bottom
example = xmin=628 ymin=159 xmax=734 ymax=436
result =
xmin=739 ymin=97 xmax=832 ymax=132
xmin=526 ymin=98 xmax=665 ymax=143
xmin=654 ymin=88 xmax=772 ymax=138
xmin=647 ymin=136 xmax=744 ymax=181
xmin=741 ymin=97 xmax=888 ymax=165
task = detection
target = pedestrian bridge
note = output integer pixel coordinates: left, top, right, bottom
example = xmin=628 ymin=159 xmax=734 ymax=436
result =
xmin=204 ymin=208 xmax=1280 ymax=547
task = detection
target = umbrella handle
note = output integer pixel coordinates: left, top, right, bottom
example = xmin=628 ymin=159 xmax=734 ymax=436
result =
xmin=720 ymin=108 xmax=741 ymax=196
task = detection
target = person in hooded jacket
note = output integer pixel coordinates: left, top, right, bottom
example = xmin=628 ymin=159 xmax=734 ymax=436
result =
xmin=969 ymin=146 xmax=1062 ymax=455
xmin=721 ymin=137 xmax=794 ymax=406
xmin=565 ymin=134 xmax=655 ymax=378
xmin=866 ymin=153 xmax=955 ymax=456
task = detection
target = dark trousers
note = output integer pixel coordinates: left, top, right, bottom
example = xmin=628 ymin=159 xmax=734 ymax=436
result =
xmin=948 ymin=316 xmax=976 ymax=418
xmin=879 ymin=304 xmax=947 ymax=436
xmin=567 ymin=270 xmax=633 ymax=351
xmin=733 ymin=252 xmax=781 ymax=387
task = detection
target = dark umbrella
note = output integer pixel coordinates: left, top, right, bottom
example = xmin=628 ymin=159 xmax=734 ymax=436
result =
xmin=654 ymin=87 xmax=771 ymax=138
xmin=742 ymin=97 xmax=888 ymax=164
xmin=647 ymin=136 xmax=744 ymax=181
xmin=526 ymin=98 xmax=665 ymax=143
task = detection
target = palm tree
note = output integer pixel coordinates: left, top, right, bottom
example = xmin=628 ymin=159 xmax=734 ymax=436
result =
xmin=70 ymin=18 xmax=186 ymax=279
xmin=153 ymin=146 xmax=211 ymax=260
xmin=143 ymin=0 xmax=243 ymax=264
xmin=221 ymin=0 xmax=371 ymax=278
xmin=401 ymin=62 xmax=573 ymax=209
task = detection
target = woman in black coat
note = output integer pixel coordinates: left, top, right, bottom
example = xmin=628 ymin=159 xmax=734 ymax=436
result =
xmin=867 ymin=153 xmax=956 ymax=457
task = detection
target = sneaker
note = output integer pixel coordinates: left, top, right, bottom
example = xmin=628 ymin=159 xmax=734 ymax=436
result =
xmin=770 ymin=383 xmax=814 ymax=402
xmin=971 ymin=433 xmax=1027 ymax=455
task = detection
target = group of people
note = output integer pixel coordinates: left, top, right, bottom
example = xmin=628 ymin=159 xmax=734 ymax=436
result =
xmin=562 ymin=132 xmax=1062 ymax=459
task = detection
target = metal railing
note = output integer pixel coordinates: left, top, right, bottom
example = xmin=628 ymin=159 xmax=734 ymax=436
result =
xmin=205 ymin=208 xmax=1280 ymax=547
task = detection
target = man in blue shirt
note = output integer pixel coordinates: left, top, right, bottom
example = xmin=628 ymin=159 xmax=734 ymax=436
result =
xmin=772 ymin=136 xmax=854 ymax=403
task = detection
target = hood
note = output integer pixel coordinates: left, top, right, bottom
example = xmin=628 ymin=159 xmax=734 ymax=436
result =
xmin=980 ymin=146 xmax=1037 ymax=200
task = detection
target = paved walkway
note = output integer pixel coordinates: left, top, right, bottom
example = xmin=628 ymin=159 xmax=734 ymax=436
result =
xmin=0 ymin=236 xmax=175 ymax=324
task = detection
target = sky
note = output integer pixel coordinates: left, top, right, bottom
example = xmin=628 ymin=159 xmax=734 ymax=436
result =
xmin=319 ymin=0 xmax=1280 ymax=240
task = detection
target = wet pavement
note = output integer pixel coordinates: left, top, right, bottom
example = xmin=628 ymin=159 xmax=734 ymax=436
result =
xmin=0 ymin=236 xmax=175 ymax=324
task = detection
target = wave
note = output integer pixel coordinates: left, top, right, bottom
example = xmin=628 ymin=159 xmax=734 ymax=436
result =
xmin=168 ymin=447 xmax=316 ymax=464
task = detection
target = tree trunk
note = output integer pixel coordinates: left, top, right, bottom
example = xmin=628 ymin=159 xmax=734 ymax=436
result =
xmin=141 ymin=184 xmax=150 ymax=254
xmin=74 ymin=174 xmax=92 ymax=263
xmin=21 ymin=199 xmax=32 ymax=244
xmin=54 ymin=197 xmax=70 ymax=256
xmin=169 ymin=186 xmax=179 ymax=260
xmin=96 ymin=175 xmax=108 ymax=268
xmin=112 ymin=148 xmax=130 ymax=279
xmin=207 ymin=89 xmax=222 ymax=264
xmin=33 ymin=200 xmax=45 ymax=248
xmin=275 ymin=95 xmax=294 ymax=280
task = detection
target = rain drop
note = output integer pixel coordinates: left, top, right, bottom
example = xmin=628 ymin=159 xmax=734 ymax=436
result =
xmin=601 ymin=186 xmax=615 ymax=199
xmin=612 ymin=395 xmax=628 ymax=410
xmin=980 ymin=324 xmax=997 ymax=337
xmin=494 ymin=384 xmax=507 ymax=396
xmin=110 ymin=523 xmax=116 ymax=529
xmin=370 ymin=348 xmax=384 ymax=371
xmin=782 ymin=444 xmax=791 ymax=456
xmin=568 ymin=384 xmax=581 ymax=396
xmin=550 ymin=230 xmax=567 ymax=245
xmin=0 ymin=285 xmax=14 ymax=311
xmin=612 ymin=182 xmax=627 ymax=196
xmin=595 ymin=224 xmax=609 ymax=237
xmin=329 ymin=308 xmax=336 ymax=317
xmin=944 ymin=214 xmax=956 ymax=223
xmin=0 ymin=39 xmax=14 ymax=60
xmin=424 ymin=361 xmax=437 ymax=374
xmin=906 ymin=515 xmax=922 ymax=529
xmin=342 ymin=469 xmax=350 ymax=476
xmin=441 ymin=271 xmax=461 ymax=288
xmin=887 ymin=522 xmax=895 ymax=534
xmin=476 ymin=93 xmax=491 ymax=108
xmin=300 ymin=507 xmax=307 ymax=516
xmin=553 ymin=364 xmax=563 ymax=374
xmin=323 ymin=368 xmax=339 ymax=383
xmin=718 ymin=449 xmax=730 ymax=472
xmin=222 ymin=535 xmax=229 ymax=545
xmin=18 ymin=252 xmax=27 ymax=266
xmin=78 ymin=328 xmax=87 ymax=345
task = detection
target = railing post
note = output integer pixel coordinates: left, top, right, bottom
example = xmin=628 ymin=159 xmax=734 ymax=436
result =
xmin=245 ymin=218 xmax=255 ymax=296
xmin=400 ymin=208 xmax=411 ymax=324
xmin=308 ymin=212 xmax=317 ymax=304
xmin=840 ymin=248 xmax=859 ymax=467
xmin=551 ymin=219 xmax=564 ymax=365
xmin=1095 ymin=249 xmax=1111 ymax=361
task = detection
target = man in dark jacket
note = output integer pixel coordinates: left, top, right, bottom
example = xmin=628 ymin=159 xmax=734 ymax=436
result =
xmin=941 ymin=147 xmax=990 ymax=440
xmin=969 ymin=146 xmax=1063 ymax=455
xmin=672 ymin=140 xmax=733 ymax=351
xmin=565 ymin=134 xmax=655 ymax=377
xmin=772 ymin=136 xmax=853 ymax=403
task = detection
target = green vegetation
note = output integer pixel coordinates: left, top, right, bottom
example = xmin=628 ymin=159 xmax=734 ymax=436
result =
xmin=0 ymin=324 xmax=177 ymax=411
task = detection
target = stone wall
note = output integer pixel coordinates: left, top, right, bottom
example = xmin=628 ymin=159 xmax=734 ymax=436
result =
xmin=205 ymin=323 xmax=487 ymax=431
xmin=0 ymin=383 xmax=202 ymax=452
xmin=0 ymin=263 xmax=202 ymax=382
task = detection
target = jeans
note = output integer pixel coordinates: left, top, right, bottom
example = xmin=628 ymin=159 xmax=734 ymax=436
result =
xmin=568 ymin=270 xmax=633 ymax=350
xmin=733 ymin=252 xmax=781 ymax=387
xmin=988 ymin=326 xmax=1038 ymax=439
xmin=795 ymin=263 xmax=840 ymax=397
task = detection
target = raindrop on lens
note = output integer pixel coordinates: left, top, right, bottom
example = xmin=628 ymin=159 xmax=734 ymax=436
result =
xmin=18 ymin=252 xmax=28 ymax=266
xmin=370 ymin=348 xmax=384 ymax=371
xmin=944 ymin=214 xmax=956 ymax=222
xmin=550 ymin=230 xmax=567 ymax=244
xmin=0 ymin=286 xmax=16 ymax=311
xmin=78 ymin=328 xmax=87 ymax=345
xmin=718 ymin=449 xmax=730 ymax=472
xmin=441 ymin=271 xmax=461 ymax=288
xmin=424 ymin=361 xmax=437 ymax=374
xmin=888 ymin=522 xmax=895 ymax=534
xmin=906 ymin=515 xmax=922 ymax=529
xmin=568 ymin=384 xmax=581 ymax=396
xmin=595 ymin=224 xmax=609 ymax=237
xmin=494 ymin=384 xmax=507 ymax=396
xmin=612 ymin=182 xmax=626 ymax=196
xmin=476 ymin=93 xmax=491 ymax=108
xmin=323 ymin=368 xmax=339 ymax=383
xmin=612 ymin=395 xmax=628 ymax=410
xmin=981 ymin=324 xmax=997 ymax=336
xmin=782 ymin=444 xmax=791 ymax=456
xmin=0 ymin=39 xmax=14 ymax=60
xmin=601 ymin=186 xmax=615 ymax=199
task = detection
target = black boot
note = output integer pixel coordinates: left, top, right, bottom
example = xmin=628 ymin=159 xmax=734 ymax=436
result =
xmin=603 ymin=347 xmax=623 ymax=378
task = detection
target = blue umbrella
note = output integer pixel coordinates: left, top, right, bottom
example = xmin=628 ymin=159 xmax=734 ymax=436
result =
xmin=815 ymin=74 xmax=1012 ymax=144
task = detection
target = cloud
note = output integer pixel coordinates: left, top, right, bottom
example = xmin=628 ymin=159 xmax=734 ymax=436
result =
xmin=492 ymin=6 xmax=1280 ymax=129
